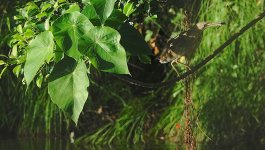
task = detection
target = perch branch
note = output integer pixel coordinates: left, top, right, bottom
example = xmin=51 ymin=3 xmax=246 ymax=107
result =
xmin=115 ymin=11 xmax=265 ymax=89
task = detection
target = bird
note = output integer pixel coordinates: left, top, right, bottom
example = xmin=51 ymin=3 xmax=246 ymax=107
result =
xmin=159 ymin=22 xmax=224 ymax=72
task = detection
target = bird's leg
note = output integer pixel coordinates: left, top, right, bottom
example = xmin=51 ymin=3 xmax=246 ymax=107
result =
xmin=171 ymin=59 xmax=185 ymax=85
xmin=176 ymin=59 xmax=191 ymax=70
xmin=171 ymin=59 xmax=180 ymax=76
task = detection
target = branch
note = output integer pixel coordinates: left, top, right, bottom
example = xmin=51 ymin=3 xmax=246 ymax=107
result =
xmin=115 ymin=11 xmax=265 ymax=89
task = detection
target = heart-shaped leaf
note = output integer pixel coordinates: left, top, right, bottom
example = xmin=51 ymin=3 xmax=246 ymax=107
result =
xmin=24 ymin=31 xmax=54 ymax=86
xmin=52 ymin=11 xmax=93 ymax=60
xmin=79 ymin=26 xmax=130 ymax=74
xmin=82 ymin=0 xmax=116 ymax=25
xmin=82 ymin=4 xmax=99 ymax=21
xmin=48 ymin=56 xmax=89 ymax=125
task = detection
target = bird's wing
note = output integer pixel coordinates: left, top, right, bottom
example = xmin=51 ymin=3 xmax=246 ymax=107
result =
xmin=167 ymin=31 xmax=201 ymax=58
xmin=166 ymin=32 xmax=195 ymax=54
xmin=167 ymin=34 xmax=187 ymax=48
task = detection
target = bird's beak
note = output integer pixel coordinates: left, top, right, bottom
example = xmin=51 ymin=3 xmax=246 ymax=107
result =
xmin=206 ymin=22 xmax=225 ymax=27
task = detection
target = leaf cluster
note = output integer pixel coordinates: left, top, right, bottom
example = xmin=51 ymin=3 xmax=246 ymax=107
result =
xmin=3 ymin=0 xmax=152 ymax=124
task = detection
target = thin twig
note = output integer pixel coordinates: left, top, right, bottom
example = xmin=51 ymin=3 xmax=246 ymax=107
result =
xmin=114 ymin=11 xmax=265 ymax=89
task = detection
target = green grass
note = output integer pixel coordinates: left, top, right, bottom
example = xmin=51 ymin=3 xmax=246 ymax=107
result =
xmin=0 ymin=72 xmax=67 ymax=137
xmin=194 ymin=0 xmax=265 ymax=149
xmin=0 ymin=0 xmax=67 ymax=138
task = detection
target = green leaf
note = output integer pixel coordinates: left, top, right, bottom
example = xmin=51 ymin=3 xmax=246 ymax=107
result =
xmin=36 ymin=73 xmax=43 ymax=88
xmin=63 ymin=3 xmax=80 ymax=14
xmin=24 ymin=29 xmax=35 ymax=38
xmin=82 ymin=0 xmax=89 ymax=4
xmin=44 ymin=19 xmax=50 ymax=31
xmin=54 ymin=42 xmax=64 ymax=63
xmin=123 ymin=2 xmax=136 ymax=16
xmin=119 ymin=23 xmax=152 ymax=55
xmin=17 ymin=25 xmax=23 ymax=34
xmin=24 ymin=31 xmax=54 ymax=86
xmin=36 ymin=12 xmax=47 ymax=20
xmin=24 ymin=2 xmax=39 ymax=17
xmin=41 ymin=3 xmax=52 ymax=12
xmin=13 ymin=65 xmax=21 ymax=78
xmin=48 ymin=56 xmax=89 ymax=124
xmin=79 ymin=26 xmax=130 ymax=74
xmin=82 ymin=0 xmax=116 ymax=24
xmin=0 ymin=66 xmax=7 ymax=79
xmin=105 ymin=9 xmax=128 ymax=29
xmin=144 ymin=30 xmax=153 ymax=42
xmin=52 ymin=11 xmax=93 ymax=60
xmin=36 ymin=23 xmax=46 ymax=32
xmin=82 ymin=4 xmax=100 ymax=25
xmin=0 ymin=60 xmax=5 ymax=66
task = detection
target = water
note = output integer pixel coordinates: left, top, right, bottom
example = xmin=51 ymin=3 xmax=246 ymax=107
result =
xmin=0 ymin=138 xmax=179 ymax=150
xmin=0 ymin=138 xmax=77 ymax=150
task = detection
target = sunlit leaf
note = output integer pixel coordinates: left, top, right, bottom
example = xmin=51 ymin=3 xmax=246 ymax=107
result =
xmin=52 ymin=11 xmax=93 ymax=60
xmin=48 ymin=56 xmax=89 ymax=124
xmin=63 ymin=3 xmax=80 ymax=14
xmin=123 ymin=2 xmax=135 ymax=16
xmin=82 ymin=0 xmax=116 ymax=24
xmin=36 ymin=12 xmax=47 ymax=20
xmin=144 ymin=30 xmax=153 ymax=42
xmin=79 ymin=26 xmax=130 ymax=74
xmin=0 ymin=66 xmax=7 ymax=79
xmin=82 ymin=4 xmax=100 ymax=25
xmin=13 ymin=65 xmax=21 ymax=78
xmin=23 ymin=2 xmax=39 ymax=18
xmin=24 ymin=29 xmax=35 ymax=38
xmin=41 ymin=3 xmax=52 ymax=12
xmin=17 ymin=25 xmax=23 ymax=34
xmin=24 ymin=31 xmax=54 ymax=86
xmin=0 ymin=60 xmax=5 ymax=66
xmin=36 ymin=73 xmax=43 ymax=88
xmin=82 ymin=0 xmax=89 ymax=4
xmin=44 ymin=19 xmax=50 ymax=31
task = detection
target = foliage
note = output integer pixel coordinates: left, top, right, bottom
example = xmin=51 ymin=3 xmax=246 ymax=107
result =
xmin=1 ymin=0 xmax=151 ymax=124
xmin=48 ymin=56 xmax=89 ymax=124
xmin=24 ymin=31 xmax=54 ymax=85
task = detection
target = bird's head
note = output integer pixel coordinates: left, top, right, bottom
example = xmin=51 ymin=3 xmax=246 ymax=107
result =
xmin=196 ymin=22 xmax=225 ymax=30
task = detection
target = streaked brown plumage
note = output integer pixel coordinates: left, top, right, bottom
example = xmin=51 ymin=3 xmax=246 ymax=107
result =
xmin=159 ymin=22 xmax=224 ymax=70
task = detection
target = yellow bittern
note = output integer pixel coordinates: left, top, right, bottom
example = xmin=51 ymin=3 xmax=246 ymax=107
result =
xmin=159 ymin=22 xmax=224 ymax=72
